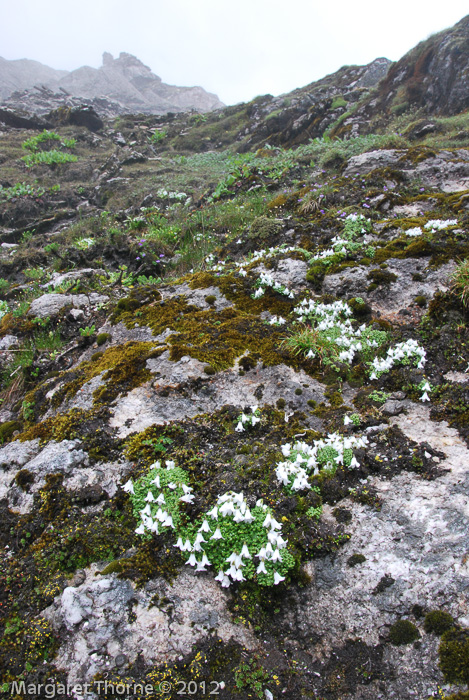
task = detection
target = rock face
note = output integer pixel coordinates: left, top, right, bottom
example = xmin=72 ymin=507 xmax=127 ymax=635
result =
xmin=0 ymin=52 xmax=224 ymax=115
xmin=372 ymin=14 xmax=469 ymax=117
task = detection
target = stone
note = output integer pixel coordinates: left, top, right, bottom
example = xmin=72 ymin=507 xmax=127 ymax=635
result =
xmin=28 ymin=292 xmax=108 ymax=319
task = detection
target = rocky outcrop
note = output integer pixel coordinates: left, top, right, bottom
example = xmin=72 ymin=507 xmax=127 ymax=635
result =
xmin=0 ymin=52 xmax=224 ymax=116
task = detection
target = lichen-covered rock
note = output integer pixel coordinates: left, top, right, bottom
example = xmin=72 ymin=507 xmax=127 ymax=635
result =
xmin=43 ymin=566 xmax=256 ymax=684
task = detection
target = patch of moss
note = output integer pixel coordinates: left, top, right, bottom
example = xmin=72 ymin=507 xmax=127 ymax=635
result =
xmin=0 ymin=420 xmax=22 ymax=443
xmin=424 ymin=610 xmax=455 ymax=636
xmin=96 ymin=332 xmax=111 ymax=346
xmin=15 ymin=468 xmax=35 ymax=490
xmin=389 ymin=619 xmax=420 ymax=645
xmin=249 ymin=216 xmax=283 ymax=241
xmin=204 ymin=295 xmax=217 ymax=305
xmin=347 ymin=553 xmax=366 ymax=567
xmin=414 ymin=295 xmax=427 ymax=307
xmin=439 ymin=628 xmax=469 ymax=684
xmin=203 ymin=365 xmax=216 ymax=375
xmin=49 ymin=341 xmax=164 ymax=409
xmin=367 ymin=268 xmax=398 ymax=289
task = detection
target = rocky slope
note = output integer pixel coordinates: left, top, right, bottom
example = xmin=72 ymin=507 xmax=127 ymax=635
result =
xmin=1 ymin=52 xmax=224 ymax=115
xmin=0 ymin=17 xmax=469 ymax=700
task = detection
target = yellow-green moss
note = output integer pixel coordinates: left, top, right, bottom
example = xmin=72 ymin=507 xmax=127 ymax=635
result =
xmin=439 ymin=629 xmax=469 ymax=683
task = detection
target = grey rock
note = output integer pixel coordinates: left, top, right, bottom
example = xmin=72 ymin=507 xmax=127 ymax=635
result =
xmin=43 ymin=566 xmax=255 ymax=684
xmin=0 ymin=334 xmax=19 ymax=350
xmin=28 ymin=292 xmax=108 ymax=318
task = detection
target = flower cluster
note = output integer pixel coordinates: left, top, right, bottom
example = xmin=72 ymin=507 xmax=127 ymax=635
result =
xmin=126 ymin=465 xmax=295 ymax=587
xmin=406 ymin=226 xmax=423 ymax=237
xmin=310 ymin=213 xmax=372 ymax=264
xmin=235 ymin=406 xmax=261 ymax=432
xmin=424 ymin=219 xmax=457 ymax=232
xmin=124 ymin=461 xmax=194 ymax=536
xmin=368 ymin=338 xmax=426 ymax=380
xmin=292 ymin=298 xmax=388 ymax=366
xmin=275 ymin=433 xmax=368 ymax=492
xmin=268 ymin=315 xmax=286 ymax=326
xmin=182 ymin=492 xmax=294 ymax=587
xmin=252 ymin=271 xmax=294 ymax=299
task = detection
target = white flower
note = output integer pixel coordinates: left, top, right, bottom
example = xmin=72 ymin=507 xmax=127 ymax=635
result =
xmin=210 ymin=527 xmax=224 ymax=540
xmin=174 ymin=537 xmax=184 ymax=549
xmin=240 ymin=544 xmax=251 ymax=559
xmin=135 ymin=523 xmax=145 ymax=535
xmin=141 ymin=504 xmax=151 ymax=517
xmin=274 ymin=572 xmax=285 ymax=585
xmin=420 ymin=392 xmax=430 ymax=402
xmin=207 ymin=506 xmax=218 ymax=519
xmin=199 ymin=519 xmax=211 ymax=532
xmin=257 ymin=561 xmax=267 ymax=574
xmin=123 ymin=480 xmax=135 ymax=494
xmin=152 ymin=475 xmax=161 ymax=488
xmin=145 ymin=491 xmax=155 ymax=502
xmin=156 ymin=493 xmax=166 ymax=504
xmin=235 ymin=422 xmax=244 ymax=432
xmin=186 ymin=553 xmax=197 ymax=567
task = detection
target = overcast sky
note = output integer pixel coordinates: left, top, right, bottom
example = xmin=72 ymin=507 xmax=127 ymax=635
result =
xmin=1 ymin=1 xmax=467 ymax=105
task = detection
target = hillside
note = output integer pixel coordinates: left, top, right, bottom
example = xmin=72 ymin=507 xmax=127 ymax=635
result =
xmin=0 ymin=16 xmax=469 ymax=700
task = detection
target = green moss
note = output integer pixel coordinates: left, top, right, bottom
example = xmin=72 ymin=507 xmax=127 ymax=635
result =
xmin=249 ymin=216 xmax=282 ymax=241
xmin=389 ymin=619 xmax=420 ymax=645
xmin=15 ymin=468 xmax=35 ymax=490
xmin=346 ymin=553 xmax=366 ymax=567
xmin=204 ymin=295 xmax=217 ymax=305
xmin=96 ymin=332 xmax=111 ymax=346
xmin=367 ymin=268 xmax=398 ymax=288
xmin=414 ymin=295 xmax=427 ymax=307
xmin=98 ymin=560 xmax=125 ymax=576
xmin=347 ymin=297 xmax=372 ymax=320
xmin=276 ymin=398 xmax=286 ymax=409
xmin=424 ymin=610 xmax=455 ymax=636
xmin=439 ymin=629 xmax=469 ymax=683
xmin=295 ymin=388 xmax=303 ymax=395
xmin=0 ymin=420 xmax=22 ymax=443
xmin=203 ymin=365 xmax=216 ymax=375
xmin=50 ymin=341 xmax=163 ymax=409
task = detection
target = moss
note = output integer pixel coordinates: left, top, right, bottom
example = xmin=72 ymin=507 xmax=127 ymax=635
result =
xmin=0 ymin=420 xmax=22 ymax=443
xmin=295 ymin=388 xmax=303 ymax=395
xmin=189 ymin=272 xmax=217 ymax=289
xmin=49 ymin=341 xmax=163 ymax=409
xmin=389 ymin=619 xmax=420 ymax=645
xmin=116 ymin=297 xmax=142 ymax=312
xmin=347 ymin=297 xmax=372 ymax=320
xmin=439 ymin=628 xmax=469 ymax=683
xmin=414 ymin=295 xmax=427 ymax=307
xmin=347 ymin=553 xmax=366 ymax=567
xmin=98 ymin=560 xmax=125 ymax=576
xmin=249 ymin=216 xmax=283 ymax=241
xmin=424 ymin=610 xmax=455 ymax=636
xmin=306 ymin=261 xmax=326 ymax=289
xmin=96 ymin=332 xmax=111 ymax=346
xmin=204 ymin=295 xmax=217 ymax=305
xmin=367 ymin=268 xmax=398 ymax=288
xmin=276 ymin=398 xmax=286 ymax=409
xmin=15 ymin=468 xmax=35 ymax=490
xmin=203 ymin=365 xmax=216 ymax=375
